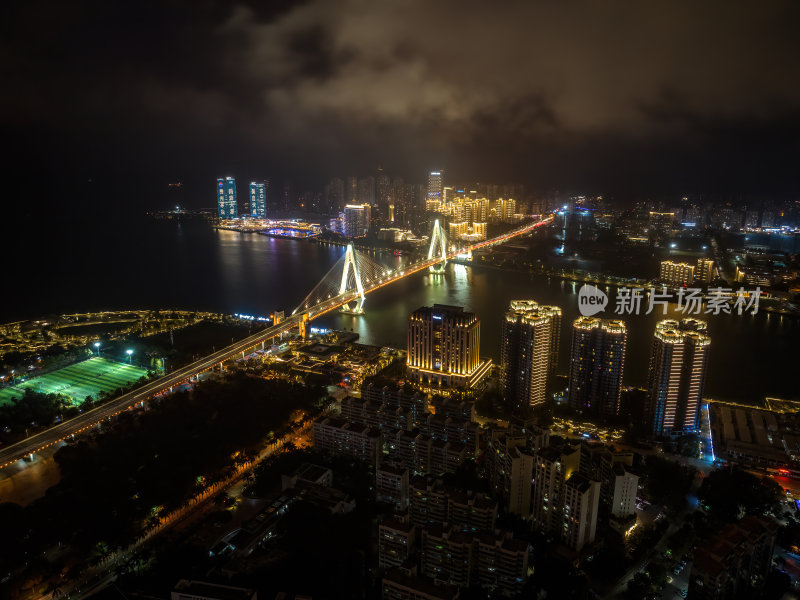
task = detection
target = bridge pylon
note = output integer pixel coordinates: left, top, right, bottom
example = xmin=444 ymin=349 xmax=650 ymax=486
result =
xmin=339 ymin=243 xmax=366 ymax=314
xmin=428 ymin=219 xmax=448 ymax=274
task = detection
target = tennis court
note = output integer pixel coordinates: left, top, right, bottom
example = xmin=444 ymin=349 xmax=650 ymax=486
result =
xmin=0 ymin=357 xmax=149 ymax=407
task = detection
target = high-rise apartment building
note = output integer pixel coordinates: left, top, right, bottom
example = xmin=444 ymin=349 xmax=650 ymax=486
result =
xmin=660 ymin=261 xmax=695 ymax=287
xmin=343 ymin=203 xmax=371 ymax=237
xmin=647 ymin=319 xmax=711 ymax=437
xmin=501 ymin=300 xmax=562 ymax=411
xmin=419 ymin=525 xmax=529 ymax=597
xmin=406 ymin=304 xmax=491 ymax=390
xmin=609 ymin=463 xmax=639 ymax=518
xmin=695 ymin=258 xmax=715 ymax=285
xmin=358 ymin=176 xmax=376 ymax=206
xmin=325 ymin=177 xmax=345 ymax=214
xmin=379 ymin=518 xmax=417 ymax=570
xmin=506 ymin=446 xmax=534 ymax=518
xmin=567 ymin=318 xmax=627 ymax=421
xmin=532 ymin=445 xmax=580 ymax=534
xmin=312 ymin=417 xmax=381 ymax=467
xmin=248 ymin=182 xmax=266 ymax=219
xmin=346 ymin=176 xmax=359 ymax=204
xmin=494 ymin=198 xmax=516 ymax=221
xmin=216 ymin=177 xmax=237 ymax=219
xmin=561 ymin=473 xmax=601 ymax=552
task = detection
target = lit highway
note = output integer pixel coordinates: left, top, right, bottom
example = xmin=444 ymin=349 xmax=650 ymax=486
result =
xmin=0 ymin=215 xmax=552 ymax=468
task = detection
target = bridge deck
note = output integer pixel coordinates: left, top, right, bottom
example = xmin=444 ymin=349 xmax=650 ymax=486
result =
xmin=0 ymin=216 xmax=552 ymax=467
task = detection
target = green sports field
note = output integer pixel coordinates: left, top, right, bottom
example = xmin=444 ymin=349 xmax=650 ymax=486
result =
xmin=0 ymin=357 xmax=149 ymax=407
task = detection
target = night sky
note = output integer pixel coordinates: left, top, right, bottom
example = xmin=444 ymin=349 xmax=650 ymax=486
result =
xmin=3 ymin=0 xmax=800 ymax=212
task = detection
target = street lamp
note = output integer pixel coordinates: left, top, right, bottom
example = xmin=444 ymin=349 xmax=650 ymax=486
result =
xmin=126 ymin=349 xmax=133 ymax=363
xmin=94 ymin=342 xmax=101 ymax=355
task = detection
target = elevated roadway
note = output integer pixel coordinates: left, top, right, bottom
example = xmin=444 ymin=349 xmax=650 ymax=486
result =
xmin=0 ymin=215 xmax=553 ymax=467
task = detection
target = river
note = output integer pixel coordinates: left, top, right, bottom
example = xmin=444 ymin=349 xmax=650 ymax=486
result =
xmin=4 ymin=216 xmax=798 ymax=403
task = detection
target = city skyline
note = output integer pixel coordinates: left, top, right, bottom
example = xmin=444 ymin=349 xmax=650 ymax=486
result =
xmin=6 ymin=1 xmax=800 ymax=222
xmin=2 ymin=3 xmax=800 ymax=599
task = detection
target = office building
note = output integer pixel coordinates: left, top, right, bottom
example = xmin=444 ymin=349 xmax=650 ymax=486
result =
xmin=427 ymin=171 xmax=444 ymax=210
xmin=647 ymin=319 xmax=711 ymax=437
xmin=406 ymin=304 xmax=491 ymax=390
xmin=343 ymin=203 xmax=371 ymax=237
xmin=660 ymin=261 xmax=695 ymax=287
xmin=249 ymin=182 xmax=266 ymax=219
xmin=567 ymin=318 xmax=627 ymax=421
xmin=561 ymin=473 xmax=601 ymax=552
xmin=379 ymin=518 xmax=418 ymax=571
xmin=501 ymin=300 xmax=562 ymax=410
xmin=216 ymin=177 xmax=237 ymax=219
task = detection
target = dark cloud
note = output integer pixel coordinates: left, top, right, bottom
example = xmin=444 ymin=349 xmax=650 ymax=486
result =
xmin=2 ymin=0 xmax=799 ymax=205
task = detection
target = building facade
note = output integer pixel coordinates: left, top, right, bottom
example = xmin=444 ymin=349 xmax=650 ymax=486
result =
xmin=647 ymin=319 xmax=711 ymax=437
xmin=660 ymin=261 xmax=695 ymax=287
xmin=567 ymin=318 xmax=627 ymax=421
xmin=343 ymin=203 xmax=371 ymax=237
xmin=406 ymin=304 xmax=491 ymax=390
xmin=217 ymin=177 xmax=237 ymax=219
xmin=561 ymin=473 xmax=600 ymax=552
xmin=248 ymin=182 xmax=267 ymax=219
xmin=500 ymin=300 xmax=562 ymax=411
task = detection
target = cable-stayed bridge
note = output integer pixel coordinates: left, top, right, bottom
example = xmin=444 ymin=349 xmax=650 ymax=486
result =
xmin=0 ymin=215 xmax=553 ymax=467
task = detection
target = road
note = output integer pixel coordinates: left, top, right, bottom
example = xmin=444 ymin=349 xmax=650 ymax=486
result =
xmin=0 ymin=215 xmax=552 ymax=469
xmin=0 ymin=316 xmax=301 ymax=468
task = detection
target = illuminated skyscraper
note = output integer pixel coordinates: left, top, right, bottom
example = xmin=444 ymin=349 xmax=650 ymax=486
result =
xmin=343 ymin=204 xmax=371 ymax=237
xmin=427 ymin=170 xmax=443 ymax=210
xmin=567 ymin=318 xmax=627 ymax=421
xmin=501 ymin=300 xmax=562 ymax=411
xmin=407 ymin=304 xmax=491 ymax=390
xmin=216 ymin=177 xmax=237 ymax=219
xmin=647 ymin=319 xmax=710 ymax=437
xmin=249 ymin=182 xmax=266 ymax=219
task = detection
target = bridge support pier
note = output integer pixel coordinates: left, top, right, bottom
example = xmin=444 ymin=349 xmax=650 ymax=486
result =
xmin=338 ymin=244 xmax=366 ymax=315
xmin=428 ymin=219 xmax=448 ymax=274
xmin=298 ymin=313 xmax=309 ymax=339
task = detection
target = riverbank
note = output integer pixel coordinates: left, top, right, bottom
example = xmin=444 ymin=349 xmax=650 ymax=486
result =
xmin=452 ymin=259 xmax=800 ymax=317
